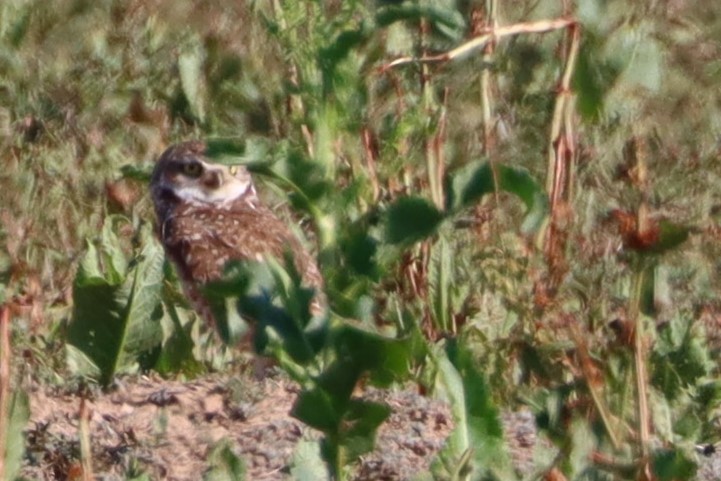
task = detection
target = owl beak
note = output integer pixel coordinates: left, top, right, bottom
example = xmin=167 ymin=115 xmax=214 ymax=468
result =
xmin=202 ymin=169 xmax=224 ymax=189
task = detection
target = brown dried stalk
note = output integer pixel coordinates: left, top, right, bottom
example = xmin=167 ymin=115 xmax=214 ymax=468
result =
xmin=544 ymin=22 xmax=580 ymax=291
xmin=381 ymin=17 xmax=576 ymax=70
xmin=79 ymin=397 xmax=94 ymax=481
xmin=0 ymin=306 xmax=9 ymax=481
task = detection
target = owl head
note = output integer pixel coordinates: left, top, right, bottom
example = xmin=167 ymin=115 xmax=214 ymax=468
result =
xmin=150 ymin=141 xmax=257 ymax=215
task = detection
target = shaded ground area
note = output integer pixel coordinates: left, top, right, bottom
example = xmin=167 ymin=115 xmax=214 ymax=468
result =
xmin=21 ymin=373 xmax=453 ymax=480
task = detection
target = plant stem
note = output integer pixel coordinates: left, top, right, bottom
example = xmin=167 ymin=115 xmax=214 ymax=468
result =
xmin=630 ymin=260 xmax=650 ymax=457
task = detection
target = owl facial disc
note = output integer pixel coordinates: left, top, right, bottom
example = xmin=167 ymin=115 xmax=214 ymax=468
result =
xmin=151 ymin=142 xmax=257 ymax=207
xmin=169 ymin=160 xmax=255 ymax=205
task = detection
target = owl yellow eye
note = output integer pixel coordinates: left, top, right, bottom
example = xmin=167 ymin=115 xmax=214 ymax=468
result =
xmin=229 ymin=165 xmax=239 ymax=176
xmin=182 ymin=162 xmax=203 ymax=177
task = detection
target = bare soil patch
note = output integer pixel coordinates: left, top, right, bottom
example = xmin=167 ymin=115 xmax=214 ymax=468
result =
xmin=21 ymin=373 xmax=452 ymax=480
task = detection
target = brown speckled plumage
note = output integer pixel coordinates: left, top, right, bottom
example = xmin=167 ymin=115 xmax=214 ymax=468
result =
xmin=150 ymin=141 xmax=323 ymax=330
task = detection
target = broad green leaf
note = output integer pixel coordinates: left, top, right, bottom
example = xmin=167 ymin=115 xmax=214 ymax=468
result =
xmin=384 ymin=196 xmax=444 ymax=245
xmin=339 ymin=225 xmax=379 ymax=280
xmin=154 ymin=303 xmax=204 ymax=377
xmin=291 ymin=440 xmax=331 ymax=481
xmin=7 ymin=6 xmax=31 ymax=47
xmin=376 ymin=3 xmax=466 ymax=42
xmin=568 ymin=418 xmax=596 ymax=478
xmin=651 ymin=448 xmax=696 ymax=481
xmin=446 ymin=161 xmax=548 ymax=234
xmin=120 ymin=164 xmax=153 ymax=182
xmin=178 ymin=39 xmax=206 ymax=122
xmin=292 ymin=386 xmax=340 ymax=433
xmin=433 ymin=341 xmax=512 ymax=480
xmin=203 ymin=137 xmax=271 ymax=167
xmin=3 ymin=390 xmax=29 ymax=481
xmin=204 ymin=439 xmax=246 ymax=481
xmin=432 ymin=347 xmax=471 ymax=477
xmin=291 ymin=383 xmax=391 ymax=473
xmin=319 ymin=29 xmax=370 ymax=97
xmin=573 ymin=36 xmax=621 ymax=122
xmin=333 ymin=324 xmax=413 ymax=386
xmin=67 ymin=223 xmax=164 ymax=384
xmin=649 ymin=220 xmax=690 ymax=255
xmin=445 ymin=161 xmax=494 ymax=211
xmin=651 ymin=315 xmax=712 ymax=401
xmin=340 ymin=399 xmax=391 ymax=461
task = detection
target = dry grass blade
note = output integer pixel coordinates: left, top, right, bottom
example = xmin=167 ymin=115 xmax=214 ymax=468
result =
xmin=79 ymin=397 xmax=94 ymax=481
xmin=382 ymin=17 xmax=577 ymax=69
xmin=0 ymin=306 xmax=9 ymax=481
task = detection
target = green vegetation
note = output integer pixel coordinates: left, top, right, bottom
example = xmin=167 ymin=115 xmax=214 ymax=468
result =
xmin=2 ymin=0 xmax=721 ymax=480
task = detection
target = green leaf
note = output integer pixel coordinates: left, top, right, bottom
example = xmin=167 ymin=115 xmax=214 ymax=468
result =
xmin=428 ymin=237 xmax=452 ymax=332
xmin=572 ymin=35 xmax=621 ymax=122
xmin=651 ymin=315 xmax=712 ymax=401
xmin=178 ymin=39 xmax=206 ymax=123
xmin=205 ymin=255 xmax=326 ymax=364
xmin=385 ymin=196 xmax=444 ymax=245
xmin=67 ymin=222 xmax=164 ymax=385
xmin=573 ymin=42 xmax=605 ymax=122
xmin=333 ymin=324 xmax=414 ymax=386
xmin=291 ymin=383 xmax=391 ymax=474
xmin=292 ymin=385 xmax=342 ymax=433
xmin=340 ymin=399 xmax=391 ymax=461
xmin=651 ymin=448 xmax=696 ymax=481
xmin=640 ymin=263 xmax=656 ymax=317
xmin=650 ymin=220 xmax=690 ymax=255
xmin=376 ymin=4 xmax=466 ymax=42
xmin=204 ymin=138 xmax=247 ymax=158
xmin=291 ymin=440 xmax=331 ymax=481
xmin=120 ymin=164 xmax=153 ymax=183
xmin=433 ymin=341 xmax=512 ymax=480
xmin=203 ymin=137 xmax=271 ymax=167
xmin=445 ymin=161 xmax=494 ymax=211
xmin=2 ymin=390 xmax=29 ymax=481
xmin=292 ymin=325 xmax=411 ymax=428
xmin=154 ymin=303 xmax=204 ymax=377
xmin=204 ymin=439 xmax=246 ymax=481
xmin=445 ymin=161 xmax=548 ymax=234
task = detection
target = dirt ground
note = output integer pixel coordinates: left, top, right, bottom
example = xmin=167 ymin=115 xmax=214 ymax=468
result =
xmin=19 ymin=372 xmax=719 ymax=481
xmin=20 ymin=373 xmax=454 ymax=480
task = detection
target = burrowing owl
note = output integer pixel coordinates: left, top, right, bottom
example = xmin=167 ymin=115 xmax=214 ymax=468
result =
xmin=150 ymin=141 xmax=323 ymax=336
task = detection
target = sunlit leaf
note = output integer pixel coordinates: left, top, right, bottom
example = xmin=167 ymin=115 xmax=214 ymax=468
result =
xmin=178 ymin=39 xmax=206 ymax=122
xmin=652 ymin=316 xmax=712 ymax=401
xmin=434 ymin=341 xmax=512 ymax=480
xmin=154 ymin=302 xmax=204 ymax=377
xmin=2 ymin=390 xmax=29 ymax=481
xmin=291 ymin=440 xmax=331 ymax=481
xmin=67 ymin=222 xmax=164 ymax=384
